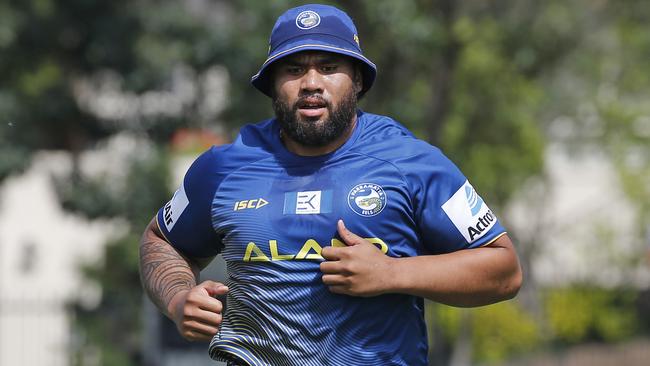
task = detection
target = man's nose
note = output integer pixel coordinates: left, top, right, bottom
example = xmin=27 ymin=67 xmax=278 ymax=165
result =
xmin=300 ymin=68 xmax=324 ymax=93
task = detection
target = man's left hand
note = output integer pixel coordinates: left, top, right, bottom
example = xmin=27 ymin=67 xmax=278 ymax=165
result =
xmin=320 ymin=220 xmax=395 ymax=297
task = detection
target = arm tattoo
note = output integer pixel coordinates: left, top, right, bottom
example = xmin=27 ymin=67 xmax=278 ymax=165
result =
xmin=139 ymin=238 xmax=197 ymax=315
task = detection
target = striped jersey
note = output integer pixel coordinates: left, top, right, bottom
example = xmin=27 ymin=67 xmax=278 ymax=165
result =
xmin=156 ymin=111 xmax=506 ymax=365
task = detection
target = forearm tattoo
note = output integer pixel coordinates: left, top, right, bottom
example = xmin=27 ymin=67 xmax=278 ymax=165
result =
xmin=139 ymin=239 xmax=197 ymax=315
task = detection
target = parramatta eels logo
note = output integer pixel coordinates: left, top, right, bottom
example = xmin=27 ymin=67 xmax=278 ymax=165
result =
xmin=348 ymin=183 xmax=386 ymax=217
xmin=295 ymin=10 xmax=321 ymax=29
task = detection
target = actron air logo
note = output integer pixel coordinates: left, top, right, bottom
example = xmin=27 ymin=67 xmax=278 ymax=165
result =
xmin=234 ymin=198 xmax=269 ymax=211
xmin=442 ymin=180 xmax=496 ymax=243
xmin=465 ymin=185 xmax=483 ymax=216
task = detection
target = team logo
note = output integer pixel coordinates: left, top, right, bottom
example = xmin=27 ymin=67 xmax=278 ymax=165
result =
xmin=296 ymin=10 xmax=321 ymax=29
xmin=347 ymin=183 xmax=386 ymax=217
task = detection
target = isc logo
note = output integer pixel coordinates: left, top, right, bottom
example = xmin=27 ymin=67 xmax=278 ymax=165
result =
xmin=234 ymin=198 xmax=269 ymax=211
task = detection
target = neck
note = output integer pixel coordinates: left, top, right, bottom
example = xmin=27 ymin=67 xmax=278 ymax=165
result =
xmin=281 ymin=114 xmax=358 ymax=157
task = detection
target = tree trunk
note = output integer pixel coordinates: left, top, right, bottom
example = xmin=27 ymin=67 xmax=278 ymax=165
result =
xmin=427 ymin=0 xmax=460 ymax=146
xmin=449 ymin=309 xmax=473 ymax=366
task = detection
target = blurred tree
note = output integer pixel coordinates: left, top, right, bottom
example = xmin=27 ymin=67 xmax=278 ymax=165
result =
xmin=69 ymin=150 xmax=170 ymax=366
xmin=537 ymin=1 xmax=650 ymax=346
xmin=580 ymin=0 xmax=650 ymax=250
xmin=431 ymin=0 xmax=650 ymax=363
xmin=545 ymin=286 xmax=637 ymax=344
xmin=0 ymin=0 xmax=222 ymax=364
xmin=0 ymin=0 xmax=137 ymax=153
xmin=434 ymin=301 xmax=540 ymax=364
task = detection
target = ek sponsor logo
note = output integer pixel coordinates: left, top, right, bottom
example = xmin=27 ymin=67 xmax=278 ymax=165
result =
xmin=284 ymin=190 xmax=332 ymax=215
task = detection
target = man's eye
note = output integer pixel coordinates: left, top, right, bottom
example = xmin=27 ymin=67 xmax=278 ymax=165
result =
xmin=321 ymin=65 xmax=337 ymax=72
xmin=286 ymin=66 xmax=303 ymax=74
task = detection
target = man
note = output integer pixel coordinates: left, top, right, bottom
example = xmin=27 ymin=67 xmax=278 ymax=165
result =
xmin=139 ymin=4 xmax=522 ymax=366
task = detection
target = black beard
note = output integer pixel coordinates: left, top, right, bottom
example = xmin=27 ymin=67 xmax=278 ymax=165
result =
xmin=273 ymin=89 xmax=357 ymax=147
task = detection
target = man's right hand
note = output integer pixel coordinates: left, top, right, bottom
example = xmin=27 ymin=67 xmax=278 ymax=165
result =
xmin=167 ymin=280 xmax=229 ymax=342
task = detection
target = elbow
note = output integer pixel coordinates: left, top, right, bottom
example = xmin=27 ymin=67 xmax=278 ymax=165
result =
xmin=458 ymin=265 xmax=524 ymax=308
xmin=501 ymin=264 xmax=523 ymax=301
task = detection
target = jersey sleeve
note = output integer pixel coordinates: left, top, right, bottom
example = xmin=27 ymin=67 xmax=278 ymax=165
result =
xmin=156 ymin=147 xmax=223 ymax=258
xmin=402 ymin=145 xmax=506 ymax=254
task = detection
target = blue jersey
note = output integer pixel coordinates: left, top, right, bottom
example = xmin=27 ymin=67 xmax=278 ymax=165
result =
xmin=157 ymin=111 xmax=506 ymax=366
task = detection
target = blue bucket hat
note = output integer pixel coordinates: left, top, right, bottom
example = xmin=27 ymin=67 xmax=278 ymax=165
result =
xmin=251 ymin=4 xmax=377 ymax=98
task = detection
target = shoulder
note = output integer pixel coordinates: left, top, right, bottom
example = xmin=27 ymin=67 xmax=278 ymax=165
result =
xmin=357 ymin=112 xmax=415 ymax=141
xmin=355 ymin=112 xmax=454 ymax=169
xmin=352 ymin=112 xmax=466 ymax=195
xmin=192 ymin=118 xmax=276 ymax=174
xmin=235 ymin=118 xmax=277 ymax=152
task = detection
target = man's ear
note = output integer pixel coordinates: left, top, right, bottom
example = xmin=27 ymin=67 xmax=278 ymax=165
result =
xmin=350 ymin=63 xmax=361 ymax=93
xmin=268 ymin=64 xmax=278 ymax=98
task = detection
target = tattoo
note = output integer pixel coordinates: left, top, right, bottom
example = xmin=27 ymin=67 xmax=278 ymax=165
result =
xmin=139 ymin=237 xmax=197 ymax=315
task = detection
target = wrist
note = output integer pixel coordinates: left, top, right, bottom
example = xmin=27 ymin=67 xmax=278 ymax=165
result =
xmin=381 ymin=256 xmax=403 ymax=294
xmin=385 ymin=256 xmax=420 ymax=296
xmin=166 ymin=289 xmax=190 ymax=321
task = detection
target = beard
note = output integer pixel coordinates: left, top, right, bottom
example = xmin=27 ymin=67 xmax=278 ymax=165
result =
xmin=272 ymin=88 xmax=358 ymax=147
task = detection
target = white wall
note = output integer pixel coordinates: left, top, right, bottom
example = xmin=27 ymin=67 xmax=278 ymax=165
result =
xmin=0 ymin=153 xmax=119 ymax=366
xmin=506 ymin=144 xmax=649 ymax=287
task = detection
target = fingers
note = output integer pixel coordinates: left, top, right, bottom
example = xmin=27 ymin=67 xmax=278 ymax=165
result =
xmin=195 ymin=281 xmax=228 ymax=313
xmin=322 ymin=274 xmax=353 ymax=296
xmin=321 ymin=246 xmax=342 ymax=261
xmin=177 ymin=281 xmax=228 ymax=341
xmin=184 ymin=307 xmax=223 ymax=327
xmin=183 ymin=330 xmax=215 ymax=342
xmin=178 ymin=304 xmax=223 ymax=341
xmin=337 ymin=219 xmax=364 ymax=246
xmin=321 ymin=274 xmax=348 ymax=286
xmin=319 ymin=260 xmax=342 ymax=274
xmin=186 ymin=287 xmax=225 ymax=314
xmin=322 ymin=220 xmax=365 ymax=260
xmin=326 ymin=285 xmax=347 ymax=295
xmin=198 ymin=280 xmax=229 ymax=297
xmin=180 ymin=318 xmax=221 ymax=341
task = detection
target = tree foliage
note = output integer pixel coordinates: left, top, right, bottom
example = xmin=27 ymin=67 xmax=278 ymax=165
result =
xmin=545 ymin=286 xmax=637 ymax=344
xmin=433 ymin=302 xmax=540 ymax=363
xmin=68 ymin=148 xmax=171 ymax=365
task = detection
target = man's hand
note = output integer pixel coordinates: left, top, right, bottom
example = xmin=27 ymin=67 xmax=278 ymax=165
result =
xmin=320 ymin=220 xmax=395 ymax=297
xmin=168 ymin=280 xmax=229 ymax=342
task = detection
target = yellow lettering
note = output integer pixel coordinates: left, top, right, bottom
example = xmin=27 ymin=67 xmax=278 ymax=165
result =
xmin=243 ymin=242 xmax=270 ymax=262
xmin=269 ymin=240 xmax=294 ymax=260
xmin=366 ymin=238 xmax=389 ymax=254
xmin=331 ymin=237 xmax=388 ymax=253
xmin=234 ymin=198 xmax=270 ymax=211
xmin=242 ymin=237 xmax=389 ymax=262
xmin=295 ymin=239 xmax=323 ymax=260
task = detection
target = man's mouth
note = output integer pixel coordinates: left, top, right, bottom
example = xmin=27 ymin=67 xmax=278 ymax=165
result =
xmin=296 ymin=97 xmax=328 ymax=118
